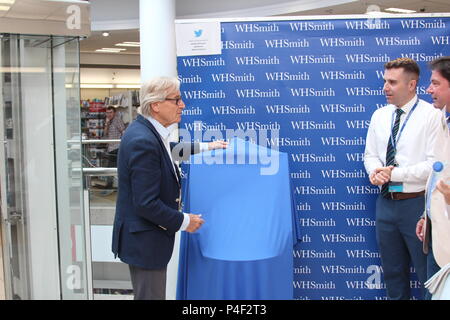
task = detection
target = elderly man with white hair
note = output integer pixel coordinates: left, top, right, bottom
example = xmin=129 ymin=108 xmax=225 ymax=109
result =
xmin=111 ymin=76 xmax=227 ymax=300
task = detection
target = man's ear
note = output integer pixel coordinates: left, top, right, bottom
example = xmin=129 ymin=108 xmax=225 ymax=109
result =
xmin=409 ymin=78 xmax=418 ymax=92
xmin=150 ymin=102 xmax=160 ymax=113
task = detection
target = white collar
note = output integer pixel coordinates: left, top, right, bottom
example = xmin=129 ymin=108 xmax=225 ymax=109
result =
xmin=145 ymin=115 xmax=176 ymax=141
xmin=397 ymin=95 xmax=418 ymax=115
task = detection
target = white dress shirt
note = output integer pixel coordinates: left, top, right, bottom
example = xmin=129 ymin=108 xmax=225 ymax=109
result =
xmin=146 ymin=115 xmax=208 ymax=231
xmin=433 ymin=107 xmax=450 ymax=215
xmin=364 ymin=95 xmax=443 ymax=192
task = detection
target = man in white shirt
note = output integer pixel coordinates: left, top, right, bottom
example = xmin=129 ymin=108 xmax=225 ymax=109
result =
xmin=416 ymin=57 xmax=450 ymax=288
xmin=424 ymin=57 xmax=450 ymax=213
xmin=364 ymin=58 xmax=442 ymax=300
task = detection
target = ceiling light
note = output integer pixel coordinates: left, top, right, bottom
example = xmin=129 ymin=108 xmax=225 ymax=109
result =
xmin=0 ymin=0 xmax=15 ymax=4
xmin=115 ymin=42 xmax=140 ymax=47
xmin=385 ymin=8 xmax=416 ymax=14
xmin=102 ymin=48 xmax=126 ymax=51
xmin=95 ymin=49 xmax=118 ymax=53
xmin=0 ymin=5 xmax=11 ymax=10
xmin=95 ymin=50 xmax=122 ymax=53
xmin=102 ymin=32 xmax=110 ymax=37
xmin=95 ymin=48 xmax=126 ymax=53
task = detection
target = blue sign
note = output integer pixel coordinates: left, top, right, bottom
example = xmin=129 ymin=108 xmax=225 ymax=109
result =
xmin=177 ymin=16 xmax=450 ymax=300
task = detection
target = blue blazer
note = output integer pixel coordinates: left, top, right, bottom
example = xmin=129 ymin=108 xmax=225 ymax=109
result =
xmin=112 ymin=114 xmax=197 ymax=269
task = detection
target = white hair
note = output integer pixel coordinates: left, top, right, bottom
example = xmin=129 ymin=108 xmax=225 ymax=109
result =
xmin=139 ymin=76 xmax=180 ymax=116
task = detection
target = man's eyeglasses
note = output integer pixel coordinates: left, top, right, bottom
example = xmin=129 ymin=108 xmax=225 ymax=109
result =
xmin=165 ymin=97 xmax=183 ymax=106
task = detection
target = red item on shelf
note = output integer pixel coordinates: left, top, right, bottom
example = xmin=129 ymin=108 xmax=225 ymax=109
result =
xmin=89 ymin=100 xmax=106 ymax=112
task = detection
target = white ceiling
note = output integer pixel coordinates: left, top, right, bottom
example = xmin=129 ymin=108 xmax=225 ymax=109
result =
xmin=89 ymin=0 xmax=450 ymax=26
xmin=0 ymin=0 xmax=68 ymax=19
xmin=82 ymin=0 xmax=450 ymax=66
xmin=292 ymin=0 xmax=450 ymax=15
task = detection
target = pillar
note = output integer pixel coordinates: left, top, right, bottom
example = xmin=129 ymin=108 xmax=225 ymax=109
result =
xmin=140 ymin=0 xmax=178 ymax=81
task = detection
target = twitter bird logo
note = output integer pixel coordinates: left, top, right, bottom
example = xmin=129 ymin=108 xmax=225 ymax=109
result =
xmin=194 ymin=29 xmax=203 ymax=37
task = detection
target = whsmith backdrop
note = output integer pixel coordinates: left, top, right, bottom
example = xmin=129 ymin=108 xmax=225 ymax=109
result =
xmin=176 ymin=14 xmax=450 ymax=300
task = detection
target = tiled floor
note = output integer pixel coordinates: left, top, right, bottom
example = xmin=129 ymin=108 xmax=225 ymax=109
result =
xmin=89 ymin=188 xmax=117 ymax=225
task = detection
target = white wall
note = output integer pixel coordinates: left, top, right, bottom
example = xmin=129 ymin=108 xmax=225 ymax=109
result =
xmin=80 ymin=68 xmax=140 ymax=85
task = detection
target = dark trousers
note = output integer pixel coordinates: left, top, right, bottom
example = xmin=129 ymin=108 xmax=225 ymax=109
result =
xmin=106 ymin=148 xmax=118 ymax=168
xmin=129 ymin=265 xmax=166 ymax=300
xmin=375 ymin=194 xmax=428 ymax=300
xmin=105 ymin=148 xmax=118 ymax=188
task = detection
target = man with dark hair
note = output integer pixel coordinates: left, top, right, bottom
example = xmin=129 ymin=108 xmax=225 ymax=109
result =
xmin=102 ymin=106 xmax=126 ymax=193
xmin=364 ymin=58 xmax=443 ymax=299
xmin=415 ymin=56 xmax=450 ymax=296
xmin=104 ymin=106 xmax=125 ymax=166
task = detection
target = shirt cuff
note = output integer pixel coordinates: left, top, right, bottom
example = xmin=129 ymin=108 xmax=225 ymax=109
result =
xmin=179 ymin=213 xmax=190 ymax=231
xmin=199 ymin=142 xmax=209 ymax=152
xmin=390 ymin=167 xmax=405 ymax=182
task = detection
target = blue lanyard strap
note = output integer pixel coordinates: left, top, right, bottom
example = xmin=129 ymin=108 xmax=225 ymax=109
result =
xmin=390 ymin=98 xmax=419 ymax=150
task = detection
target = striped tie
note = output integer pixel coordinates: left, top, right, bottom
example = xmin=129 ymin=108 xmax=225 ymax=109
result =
xmin=381 ymin=108 xmax=404 ymax=197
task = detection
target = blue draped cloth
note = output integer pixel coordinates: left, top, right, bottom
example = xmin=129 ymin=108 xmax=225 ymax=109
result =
xmin=176 ymin=138 xmax=299 ymax=299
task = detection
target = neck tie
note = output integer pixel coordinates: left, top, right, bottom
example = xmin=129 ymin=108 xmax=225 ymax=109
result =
xmin=381 ymin=108 xmax=404 ymax=197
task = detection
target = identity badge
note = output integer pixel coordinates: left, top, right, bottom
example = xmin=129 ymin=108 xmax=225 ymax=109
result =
xmin=388 ymin=182 xmax=403 ymax=193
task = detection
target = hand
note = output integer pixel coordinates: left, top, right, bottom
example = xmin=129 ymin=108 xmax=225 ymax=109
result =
xmin=186 ymin=214 xmax=204 ymax=233
xmin=369 ymin=172 xmax=384 ymax=186
xmin=369 ymin=166 xmax=394 ymax=186
xmin=436 ymin=180 xmax=450 ymax=205
xmin=208 ymin=140 xmax=228 ymax=150
xmin=416 ymin=217 xmax=425 ymax=242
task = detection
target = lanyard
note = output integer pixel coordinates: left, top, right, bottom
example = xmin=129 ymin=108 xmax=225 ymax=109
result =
xmin=390 ymin=98 xmax=419 ymax=150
